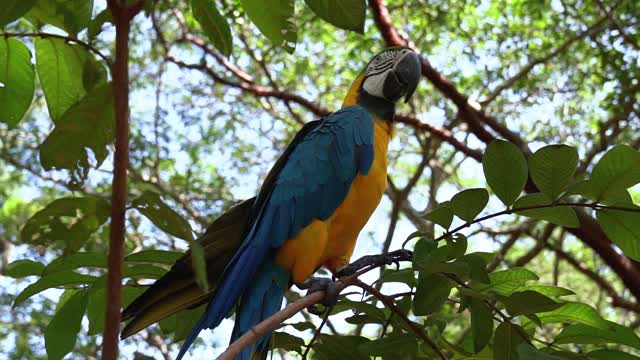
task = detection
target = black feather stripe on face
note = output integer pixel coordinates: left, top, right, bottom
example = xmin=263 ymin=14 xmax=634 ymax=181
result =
xmin=366 ymin=53 xmax=396 ymax=75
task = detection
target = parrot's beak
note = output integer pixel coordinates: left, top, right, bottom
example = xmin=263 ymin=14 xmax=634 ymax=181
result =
xmin=383 ymin=51 xmax=422 ymax=103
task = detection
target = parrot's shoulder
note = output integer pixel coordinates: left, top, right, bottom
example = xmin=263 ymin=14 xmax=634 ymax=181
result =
xmin=318 ymin=105 xmax=374 ymax=127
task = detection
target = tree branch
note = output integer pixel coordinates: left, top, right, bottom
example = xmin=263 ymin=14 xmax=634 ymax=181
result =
xmin=367 ymin=0 xmax=640 ymax=302
xmin=148 ymin=12 xmax=484 ymax=161
xmin=514 ymin=224 xmax=555 ymax=267
xmin=102 ymin=1 xmax=143 ymax=359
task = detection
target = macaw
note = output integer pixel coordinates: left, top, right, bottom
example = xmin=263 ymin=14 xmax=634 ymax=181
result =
xmin=120 ymin=47 xmax=421 ymax=359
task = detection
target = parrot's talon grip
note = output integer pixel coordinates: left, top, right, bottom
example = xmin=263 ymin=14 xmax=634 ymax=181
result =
xmin=336 ymin=249 xmax=413 ymax=278
xmin=299 ymin=277 xmax=339 ymax=310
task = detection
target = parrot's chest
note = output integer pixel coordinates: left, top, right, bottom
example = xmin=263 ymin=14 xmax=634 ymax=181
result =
xmin=329 ymin=150 xmax=387 ymax=237
xmin=275 ymin=119 xmax=391 ymax=282
xmin=323 ymin=121 xmax=391 ymax=267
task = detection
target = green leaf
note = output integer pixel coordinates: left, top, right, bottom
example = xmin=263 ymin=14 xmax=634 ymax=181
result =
xmin=500 ymin=291 xmax=562 ymax=316
xmin=189 ymin=240 xmax=209 ymax=292
xmin=4 ymin=259 xmax=44 ymax=278
xmin=345 ymin=314 xmax=384 ymax=325
xmin=20 ymin=197 xmax=110 ymax=253
xmin=529 ymin=145 xmax=579 ymax=199
xmin=86 ymin=288 xmax=105 ymax=335
xmin=596 ymin=204 xmax=640 ymax=261
xmin=43 ymin=252 xmax=107 ymax=275
xmin=239 ymin=0 xmax=296 ymax=53
xmin=87 ymin=286 xmax=144 ymax=336
xmin=477 ymin=268 xmax=538 ymax=295
xmin=331 ymin=299 xmax=385 ymax=321
xmin=123 ymin=264 xmax=168 ymax=280
xmin=555 ymin=321 xmax=640 ymax=350
xmin=272 ymin=332 xmax=305 ymax=353
xmin=313 ymin=334 xmax=370 ymax=360
xmin=55 ymin=289 xmax=78 ymax=311
xmin=513 ymin=193 xmax=579 ymax=227
xmin=45 ymin=290 xmax=88 ymax=360
xmin=413 ymin=236 xmax=468 ymax=273
xmin=158 ymin=313 xmax=177 ymax=334
xmin=517 ymin=344 xmax=564 ymax=360
xmin=13 ymin=271 xmax=96 ymax=308
xmin=590 ymin=145 xmax=640 ymax=203
xmin=425 ymin=201 xmax=454 ymax=229
xmin=420 ymin=259 xmax=470 ymax=277
xmin=0 ymin=38 xmax=35 ymax=127
xmin=358 ymin=333 xmax=419 ymax=358
xmin=304 ymin=0 xmax=366 ymax=33
xmin=459 ymin=254 xmax=490 ymax=283
xmin=450 ymin=188 xmax=489 ymax=222
xmin=26 ymin=0 xmax=93 ymax=35
xmin=87 ymin=8 xmax=112 ymax=39
xmin=493 ymin=322 xmax=529 ymax=360
xmin=536 ymin=302 xmax=609 ymax=329
xmin=543 ymin=350 xmax=591 ymax=359
xmin=448 ymin=233 xmax=468 ymax=259
xmin=191 ymin=0 xmax=233 ymax=56
xmin=413 ymin=272 xmax=453 ymax=315
xmin=285 ymin=321 xmax=316 ymax=332
xmin=0 ymin=0 xmax=38 ymax=26
xmin=483 ymin=139 xmax=528 ymax=206
xmin=567 ymin=179 xmax=632 ymax=204
xmin=470 ymin=298 xmax=493 ymax=353
xmin=131 ymin=192 xmax=206 ymax=288
xmin=514 ymin=285 xmax=574 ymax=297
xmin=412 ymin=238 xmax=438 ymax=269
xmin=35 ymin=38 xmax=105 ymax=121
xmin=39 ymin=83 xmax=114 ymax=182
xmin=381 ymin=268 xmax=417 ymax=287
xmin=587 ymin=350 xmax=640 ymax=360
xmin=174 ymin=305 xmax=206 ymax=341
xmin=132 ymin=191 xmax=194 ymax=241
xmin=124 ymin=250 xmax=183 ymax=264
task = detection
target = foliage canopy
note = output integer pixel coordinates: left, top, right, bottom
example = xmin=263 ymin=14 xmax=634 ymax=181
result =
xmin=1 ymin=0 xmax=639 ymax=359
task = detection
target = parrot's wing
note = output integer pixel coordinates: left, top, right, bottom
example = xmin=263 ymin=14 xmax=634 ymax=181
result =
xmin=120 ymin=198 xmax=252 ymax=338
xmin=120 ymin=119 xmax=325 ymax=338
xmin=178 ymin=106 xmax=375 ymax=357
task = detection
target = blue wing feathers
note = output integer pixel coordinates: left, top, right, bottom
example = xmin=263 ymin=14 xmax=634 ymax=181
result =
xmin=178 ymin=106 xmax=375 ymax=359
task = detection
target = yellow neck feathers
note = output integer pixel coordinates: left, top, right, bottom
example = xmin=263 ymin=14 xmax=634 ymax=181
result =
xmin=342 ymin=73 xmax=365 ymax=108
xmin=341 ymin=73 xmax=394 ymax=136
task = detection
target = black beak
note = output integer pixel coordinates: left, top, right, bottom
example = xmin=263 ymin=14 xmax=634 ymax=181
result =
xmin=398 ymin=52 xmax=421 ymax=102
xmin=383 ymin=51 xmax=422 ymax=103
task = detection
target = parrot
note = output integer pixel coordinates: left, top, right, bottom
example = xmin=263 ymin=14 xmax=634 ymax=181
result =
xmin=120 ymin=47 xmax=422 ymax=359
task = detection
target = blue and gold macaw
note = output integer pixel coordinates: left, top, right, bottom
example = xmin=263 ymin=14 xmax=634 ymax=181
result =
xmin=121 ymin=48 xmax=421 ymax=359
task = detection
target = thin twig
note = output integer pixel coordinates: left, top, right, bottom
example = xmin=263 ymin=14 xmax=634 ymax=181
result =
xmin=434 ymin=202 xmax=640 ymax=243
xmin=302 ymin=305 xmax=333 ymax=359
xmin=1 ymin=32 xmax=112 ymax=67
xmin=354 ymin=279 xmax=448 ymax=360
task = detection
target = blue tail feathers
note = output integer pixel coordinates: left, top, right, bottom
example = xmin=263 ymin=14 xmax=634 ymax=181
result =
xmin=231 ymin=260 xmax=289 ymax=360
xmin=176 ymin=205 xmax=289 ymax=360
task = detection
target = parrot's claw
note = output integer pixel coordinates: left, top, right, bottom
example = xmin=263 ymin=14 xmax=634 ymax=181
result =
xmin=336 ymin=249 xmax=413 ymax=278
xmin=298 ymin=277 xmax=338 ymax=313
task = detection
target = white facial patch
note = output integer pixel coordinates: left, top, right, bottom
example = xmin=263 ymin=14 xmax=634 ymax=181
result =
xmin=362 ymin=72 xmax=387 ymax=98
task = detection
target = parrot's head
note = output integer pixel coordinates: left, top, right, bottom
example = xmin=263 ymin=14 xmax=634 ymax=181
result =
xmin=344 ymin=47 xmax=422 ymax=119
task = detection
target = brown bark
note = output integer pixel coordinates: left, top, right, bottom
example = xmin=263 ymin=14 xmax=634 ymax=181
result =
xmin=102 ymin=1 xmax=144 ymax=359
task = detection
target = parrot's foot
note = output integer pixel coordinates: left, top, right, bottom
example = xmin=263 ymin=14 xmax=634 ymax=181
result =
xmin=298 ymin=277 xmax=338 ymax=314
xmin=336 ymin=249 xmax=413 ymax=278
